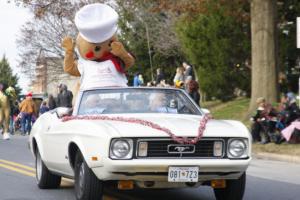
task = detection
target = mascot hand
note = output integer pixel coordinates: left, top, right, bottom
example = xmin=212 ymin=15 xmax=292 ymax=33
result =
xmin=62 ymin=37 xmax=75 ymax=52
xmin=111 ymin=41 xmax=126 ymax=57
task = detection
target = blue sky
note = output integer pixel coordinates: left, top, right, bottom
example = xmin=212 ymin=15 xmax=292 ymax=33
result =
xmin=0 ymin=1 xmax=32 ymax=92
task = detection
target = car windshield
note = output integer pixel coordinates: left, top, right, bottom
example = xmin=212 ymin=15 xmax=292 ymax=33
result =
xmin=77 ymin=88 xmax=201 ymax=115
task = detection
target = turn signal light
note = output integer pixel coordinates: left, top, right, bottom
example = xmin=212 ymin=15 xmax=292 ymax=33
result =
xmin=213 ymin=141 xmax=223 ymax=157
xmin=211 ymin=179 xmax=226 ymax=188
xmin=138 ymin=142 xmax=148 ymax=157
xmin=91 ymin=156 xmax=98 ymax=161
xmin=118 ymin=180 xmax=134 ymax=190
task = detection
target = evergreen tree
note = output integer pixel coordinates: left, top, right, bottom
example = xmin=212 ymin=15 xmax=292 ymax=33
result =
xmin=0 ymin=55 xmax=21 ymax=95
xmin=176 ymin=1 xmax=251 ymax=101
xmin=277 ymin=0 xmax=300 ymax=93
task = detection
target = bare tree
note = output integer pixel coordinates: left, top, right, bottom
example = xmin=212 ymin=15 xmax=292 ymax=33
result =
xmin=17 ymin=12 xmax=76 ymax=82
xmin=116 ymin=0 xmax=182 ymax=57
xmin=14 ymin=0 xmax=102 ymax=82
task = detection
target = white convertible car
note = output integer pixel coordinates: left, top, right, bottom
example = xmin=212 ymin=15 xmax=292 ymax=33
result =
xmin=29 ymin=87 xmax=251 ymax=200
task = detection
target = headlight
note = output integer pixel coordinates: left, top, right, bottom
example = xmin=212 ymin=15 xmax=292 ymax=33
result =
xmin=227 ymin=139 xmax=248 ymax=158
xmin=110 ymin=139 xmax=133 ymax=159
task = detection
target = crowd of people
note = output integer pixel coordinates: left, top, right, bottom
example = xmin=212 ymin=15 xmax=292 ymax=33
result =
xmin=2 ymin=62 xmax=199 ymax=138
xmin=250 ymin=92 xmax=300 ymax=144
xmin=132 ymin=62 xmax=201 ymax=106
xmin=3 ymin=83 xmax=73 ymax=136
xmin=3 ymin=61 xmax=300 ymax=145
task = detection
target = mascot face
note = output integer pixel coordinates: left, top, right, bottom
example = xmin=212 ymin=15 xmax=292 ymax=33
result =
xmin=76 ymin=34 xmax=117 ymax=61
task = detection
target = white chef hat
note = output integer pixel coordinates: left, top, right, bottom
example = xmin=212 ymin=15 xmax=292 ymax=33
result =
xmin=75 ymin=3 xmax=118 ymax=43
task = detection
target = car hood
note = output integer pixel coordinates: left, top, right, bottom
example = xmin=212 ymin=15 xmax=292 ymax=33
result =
xmin=81 ymin=114 xmax=249 ymax=138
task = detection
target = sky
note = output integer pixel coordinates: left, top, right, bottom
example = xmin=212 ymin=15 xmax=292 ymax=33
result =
xmin=0 ymin=1 xmax=32 ymax=92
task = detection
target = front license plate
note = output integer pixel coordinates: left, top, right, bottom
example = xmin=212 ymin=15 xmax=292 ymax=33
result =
xmin=168 ymin=166 xmax=199 ymax=182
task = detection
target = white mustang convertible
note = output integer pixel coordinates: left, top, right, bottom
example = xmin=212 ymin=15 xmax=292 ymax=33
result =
xmin=29 ymin=87 xmax=251 ymax=200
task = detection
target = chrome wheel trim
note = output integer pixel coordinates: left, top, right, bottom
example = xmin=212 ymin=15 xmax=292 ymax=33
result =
xmin=36 ymin=152 xmax=42 ymax=181
xmin=77 ymin=162 xmax=85 ymax=198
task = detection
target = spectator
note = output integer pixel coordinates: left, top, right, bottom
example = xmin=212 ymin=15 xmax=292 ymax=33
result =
xmin=186 ymin=80 xmax=200 ymax=106
xmin=57 ymin=84 xmax=73 ymax=108
xmin=173 ymin=67 xmax=184 ymax=87
xmin=184 ymin=76 xmax=193 ymax=91
xmin=133 ymin=73 xmax=143 ymax=87
xmin=9 ymin=100 xmax=19 ymax=135
xmin=39 ymin=101 xmax=50 ymax=116
xmin=146 ymin=81 xmax=155 ymax=87
xmin=157 ymin=79 xmax=171 ymax=88
xmin=284 ymin=93 xmax=300 ymax=125
xmin=155 ymin=68 xmax=165 ymax=86
xmin=138 ymin=74 xmax=144 ymax=86
xmin=48 ymin=94 xmax=56 ymax=110
xmin=250 ymin=97 xmax=277 ymax=144
xmin=182 ymin=62 xmax=194 ymax=81
xmin=19 ymin=92 xmax=36 ymax=135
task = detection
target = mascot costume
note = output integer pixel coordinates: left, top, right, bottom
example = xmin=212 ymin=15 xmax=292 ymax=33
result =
xmin=62 ymin=3 xmax=135 ymax=91
xmin=0 ymin=85 xmax=16 ymax=140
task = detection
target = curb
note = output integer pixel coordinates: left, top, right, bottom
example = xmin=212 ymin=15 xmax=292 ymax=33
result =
xmin=253 ymin=152 xmax=300 ymax=164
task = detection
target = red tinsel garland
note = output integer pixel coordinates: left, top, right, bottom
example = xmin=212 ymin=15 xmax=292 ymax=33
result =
xmin=62 ymin=114 xmax=211 ymax=144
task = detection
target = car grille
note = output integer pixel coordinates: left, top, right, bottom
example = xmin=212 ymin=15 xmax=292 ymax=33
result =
xmin=137 ymin=139 xmax=224 ymax=158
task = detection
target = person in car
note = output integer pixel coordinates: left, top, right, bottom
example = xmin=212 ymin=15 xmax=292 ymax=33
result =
xmin=149 ymin=93 xmax=177 ymax=113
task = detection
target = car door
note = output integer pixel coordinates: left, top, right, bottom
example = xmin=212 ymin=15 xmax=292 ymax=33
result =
xmin=41 ymin=115 xmax=74 ymax=176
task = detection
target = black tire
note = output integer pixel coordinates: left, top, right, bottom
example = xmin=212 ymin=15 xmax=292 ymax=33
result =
xmin=214 ymin=172 xmax=246 ymax=200
xmin=35 ymin=149 xmax=61 ymax=189
xmin=74 ymin=151 xmax=103 ymax=200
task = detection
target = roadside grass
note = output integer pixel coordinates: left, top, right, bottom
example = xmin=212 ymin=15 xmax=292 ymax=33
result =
xmin=252 ymin=143 xmax=300 ymax=156
xmin=202 ymin=98 xmax=250 ymax=125
xmin=202 ymin=97 xmax=300 ymax=155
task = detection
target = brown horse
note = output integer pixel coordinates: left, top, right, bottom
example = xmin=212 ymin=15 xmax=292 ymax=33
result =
xmin=0 ymin=87 xmax=16 ymax=140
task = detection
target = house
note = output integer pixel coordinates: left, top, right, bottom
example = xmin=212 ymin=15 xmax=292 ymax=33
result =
xmin=30 ymin=54 xmax=79 ymax=99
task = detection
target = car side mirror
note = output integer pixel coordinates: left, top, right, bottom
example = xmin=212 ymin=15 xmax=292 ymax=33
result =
xmin=56 ymin=107 xmax=72 ymax=118
xmin=201 ymin=108 xmax=210 ymax=114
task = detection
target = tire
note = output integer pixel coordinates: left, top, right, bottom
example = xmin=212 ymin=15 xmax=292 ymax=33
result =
xmin=35 ymin=149 xmax=61 ymax=189
xmin=214 ymin=172 xmax=246 ymax=200
xmin=74 ymin=151 xmax=103 ymax=200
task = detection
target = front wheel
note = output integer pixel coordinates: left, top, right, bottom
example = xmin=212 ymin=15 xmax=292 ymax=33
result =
xmin=74 ymin=151 xmax=103 ymax=200
xmin=35 ymin=148 xmax=61 ymax=189
xmin=214 ymin=172 xmax=246 ymax=200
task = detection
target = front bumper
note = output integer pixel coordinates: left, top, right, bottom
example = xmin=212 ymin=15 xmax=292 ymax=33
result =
xmin=91 ymin=157 xmax=251 ymax=183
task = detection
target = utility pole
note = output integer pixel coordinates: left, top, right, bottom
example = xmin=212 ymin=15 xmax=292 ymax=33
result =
xmin=145 ymin=22 xmax=154 ymax=81
xmin=297 ymin=17 xmax=300 ymax=105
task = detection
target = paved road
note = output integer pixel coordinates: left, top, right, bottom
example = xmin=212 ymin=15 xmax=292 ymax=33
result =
xmin=0 ymin=135 xmax=299 ymax=200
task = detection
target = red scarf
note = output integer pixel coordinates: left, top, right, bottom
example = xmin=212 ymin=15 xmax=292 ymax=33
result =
xmin=96 ymin=52 xmax=125 ymax=74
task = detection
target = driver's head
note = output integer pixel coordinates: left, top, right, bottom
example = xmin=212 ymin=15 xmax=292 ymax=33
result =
xmin=169 ymin=99 xmax=178 ymax=108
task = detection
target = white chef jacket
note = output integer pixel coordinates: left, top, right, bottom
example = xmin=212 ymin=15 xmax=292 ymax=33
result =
xmin=78 ymin=59 xmax=128 ymax=90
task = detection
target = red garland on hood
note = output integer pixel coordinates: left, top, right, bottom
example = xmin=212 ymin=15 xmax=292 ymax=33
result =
xmin=62 ymin=115 xmax=211 ymax=144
